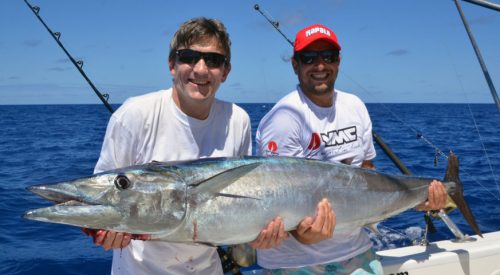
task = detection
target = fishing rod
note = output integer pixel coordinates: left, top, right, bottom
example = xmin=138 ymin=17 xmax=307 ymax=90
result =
xmin=455 ymin=0 xmax=500 ymax=112
xmin=23 ymin=0 xmax=114 ymax=114
xmin=253 ymin=4 xmax=412 ymax=175
xmin=254 ymin=4 xmax=294 ymax=46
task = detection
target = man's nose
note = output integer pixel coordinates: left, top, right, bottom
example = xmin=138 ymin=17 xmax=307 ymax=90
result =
xmin=193 ymin=58 xmax=209 ymax=74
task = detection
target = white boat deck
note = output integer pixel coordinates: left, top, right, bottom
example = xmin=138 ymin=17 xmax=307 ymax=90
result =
xmin=241 ymin=231 xmax=500 ymax=274
xmin=378 ymin=231 xmax=500 ymax=275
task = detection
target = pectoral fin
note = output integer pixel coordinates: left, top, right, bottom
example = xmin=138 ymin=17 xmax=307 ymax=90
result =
xmin=189 ymin=162 xmax=261 ymax=204
xmin=217 ymin=193 xmax=260 ymax=200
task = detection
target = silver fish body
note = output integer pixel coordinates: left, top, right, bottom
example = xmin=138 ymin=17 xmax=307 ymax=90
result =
xmin=24 ymin=155 xmax=481 ymax=245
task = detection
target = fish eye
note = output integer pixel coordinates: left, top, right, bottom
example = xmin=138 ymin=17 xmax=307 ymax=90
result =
xmin=114 ymin=175 xmax=131 ymax=190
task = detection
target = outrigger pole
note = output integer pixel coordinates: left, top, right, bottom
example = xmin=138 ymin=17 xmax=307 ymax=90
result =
xmin=23 ymin=0 xmax=114 ymax=114
xmin=462 ymin=0 xmax=500 ymax=12
xmin=254 ymin=4 xmax=413 ymax=175
xmin=454 ymin=0 xmax=500 ymax=112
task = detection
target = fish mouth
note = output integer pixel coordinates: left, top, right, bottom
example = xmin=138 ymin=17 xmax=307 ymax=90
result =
xmin=26 ymin=183 xmax=89 ymax=204
xmin=24 ymin=183 xmax=121 ymax=229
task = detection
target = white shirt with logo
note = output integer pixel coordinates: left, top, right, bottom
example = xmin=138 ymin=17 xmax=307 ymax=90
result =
xmin=255 ymin=86 xmax=375 ymax=268
xmin=95 ymin=88 xmax=252 ymax=275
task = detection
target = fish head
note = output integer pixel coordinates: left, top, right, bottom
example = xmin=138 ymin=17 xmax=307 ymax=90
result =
xmin=24 ymin=165 xmax=188 ymax=235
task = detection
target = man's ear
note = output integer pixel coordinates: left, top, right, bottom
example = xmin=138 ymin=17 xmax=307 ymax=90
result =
xmin=292 ymin=58 xmax=299 ymax=75
xmin=221 ymin=63 xmax=231 ymax=82
xmin=169 ymin=59 xmax=175 ymax=76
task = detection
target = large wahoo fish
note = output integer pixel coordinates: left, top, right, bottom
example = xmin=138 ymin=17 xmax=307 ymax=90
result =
xmin=24 ymin=154 xmax=482 ymax=245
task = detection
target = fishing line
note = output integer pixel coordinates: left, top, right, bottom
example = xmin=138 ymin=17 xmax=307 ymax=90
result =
xmin=341 ymin=73 xmax=449 ymax=157
xmin=427 ymin=0 xmax=500 ymax=200
xmin=373 ymin=224 xmax=422 ymax=245
xmin=464 ymin=105 xmax=500 ymax=199
xmin=338 ymin=73 xmax=500 ymax=202
xmin=357 ymin=15 xmax=500 ymax=201
xmin=442 ymin=41 xmax=500 ymax=200
xmin=341 ymin=74 xmax=464 ymax=177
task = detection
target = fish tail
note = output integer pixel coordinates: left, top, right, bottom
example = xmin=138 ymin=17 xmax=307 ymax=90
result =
xmin=444 ymin=151 xmax=482 ymax=237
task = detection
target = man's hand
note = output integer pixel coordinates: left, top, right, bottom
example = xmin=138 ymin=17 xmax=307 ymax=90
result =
xmin=292 ymin=198 xmax=336 ymax=245
xmin=416 ymin=180 xmax=447 ymax=211
xmin=361 ymin=160 xmax=375 ymax=170
xmin=249 ymin=216 xmax=289 ymax=249
xmin=82 ymin=228 xmax=150 ymax=251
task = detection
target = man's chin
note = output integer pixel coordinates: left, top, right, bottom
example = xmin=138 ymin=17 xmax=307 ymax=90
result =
xmin=189 ymin=93 xmax=215 ymax=103
xmin=313 ymin=84 xmax=333 ymax=94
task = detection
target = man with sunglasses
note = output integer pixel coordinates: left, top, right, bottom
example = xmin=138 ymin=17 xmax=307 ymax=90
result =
xmin=255 ymin=24 xmax=447 ymax=274
xmin=85 ymin=17 xmax=287 ymax=274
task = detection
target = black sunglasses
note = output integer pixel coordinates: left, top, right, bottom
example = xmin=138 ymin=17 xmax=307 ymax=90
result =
xmin=295 ymin=50 xmax=339 ymax=65
xmin=175 ymin=49 xmax=228 ymax=68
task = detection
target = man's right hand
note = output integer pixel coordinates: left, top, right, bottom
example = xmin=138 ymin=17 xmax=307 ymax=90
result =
xmin=82 ymin=228 xmax=150 ymax=251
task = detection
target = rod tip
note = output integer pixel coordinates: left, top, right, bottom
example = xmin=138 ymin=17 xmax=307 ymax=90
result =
xmin=254 ymin=4 xmax=260 ymax=10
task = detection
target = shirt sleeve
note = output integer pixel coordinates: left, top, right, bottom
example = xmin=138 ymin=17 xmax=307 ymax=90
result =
xmin=240 ymin=111 xmax=253 ymax=156
xmin=358 ymin=102 xmax=376 ymax=161
xmin=256 ymin=107 xmax=304 ymax=157
xmin=94 ymin=115 xmax=137 ymax=173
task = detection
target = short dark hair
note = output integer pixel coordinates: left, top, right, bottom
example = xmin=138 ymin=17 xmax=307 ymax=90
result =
xmin=168 ymin=17 xmax=231 ymax=64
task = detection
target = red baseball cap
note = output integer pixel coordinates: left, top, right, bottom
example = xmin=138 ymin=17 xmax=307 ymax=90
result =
xmin=293 ymin=24 xmax=341 ymax=53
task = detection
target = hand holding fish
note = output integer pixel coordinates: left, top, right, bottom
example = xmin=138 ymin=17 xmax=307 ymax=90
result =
xmin=292 ymin=198 xmax=336 ymax=245
xmin=249 ymin=216 xmax=289 ymax=249
xmin=416 ymin=180 xmax=448 ymax=211
xmin=84 ymin=218 xmax=289 ymax=251
xmin=82 ymin=228 xmax=150 ymax=251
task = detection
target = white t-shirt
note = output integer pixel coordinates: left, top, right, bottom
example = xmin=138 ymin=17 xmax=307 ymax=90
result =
xmin=94 ymin=88 xmax=252 ymax=275
xmin=255 ymin=86 xmax=375 ymax=269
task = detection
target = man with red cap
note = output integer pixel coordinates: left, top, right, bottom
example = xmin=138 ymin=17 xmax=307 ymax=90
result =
xmin=255 ymin=24 xmax=447 ymax=274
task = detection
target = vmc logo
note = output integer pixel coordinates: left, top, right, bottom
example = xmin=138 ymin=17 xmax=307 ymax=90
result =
xmin=320 ymin=126 xmax=357 ymax=147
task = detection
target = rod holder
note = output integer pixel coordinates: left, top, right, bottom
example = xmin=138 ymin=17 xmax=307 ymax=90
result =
xmin=438 ymin=210 xmax=476 ymax=243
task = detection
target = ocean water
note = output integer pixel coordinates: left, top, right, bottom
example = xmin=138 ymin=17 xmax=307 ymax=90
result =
xmin=0 ymin=103 xmax=499 ymax=274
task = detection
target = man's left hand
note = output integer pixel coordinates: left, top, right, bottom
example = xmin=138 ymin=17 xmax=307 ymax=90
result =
xmin=416 ymin=180 xmax=447 ymax=211
xmin=292 ymin=198 xmax=336 ymax=245
xmin=249 ymin=216 xmax=289 ymax=249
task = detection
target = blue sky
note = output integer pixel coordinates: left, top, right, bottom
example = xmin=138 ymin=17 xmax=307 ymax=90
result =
xmin=1 ymin=0 xmax=499 ymax=104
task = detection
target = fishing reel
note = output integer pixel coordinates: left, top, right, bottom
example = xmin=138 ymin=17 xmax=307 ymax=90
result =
xmin=217 ymin=246 xmax=243 ymax=275
xmin=217 ymin=244 xmax=257 ymax=275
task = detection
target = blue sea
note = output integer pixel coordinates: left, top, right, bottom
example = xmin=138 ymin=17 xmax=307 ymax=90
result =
xmin=1 ymin=103 xmax=499 ymax=274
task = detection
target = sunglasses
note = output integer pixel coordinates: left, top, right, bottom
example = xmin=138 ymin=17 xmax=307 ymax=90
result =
xmin=175 ymin=49 xmax=228 ymax=68
xmin=295 ymin=50 xmax=340 ymax=65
